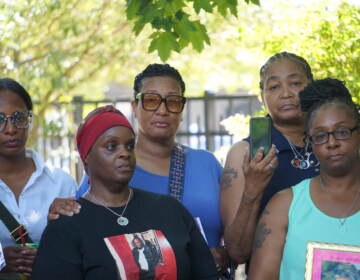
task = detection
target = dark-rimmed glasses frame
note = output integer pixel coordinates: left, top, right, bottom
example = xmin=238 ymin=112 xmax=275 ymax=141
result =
xmin=136 ymin=93 xmax=186 ymax=114
xmin=0 ymin=110 xmax=33 ymax=132
xmin=308 ymin=125 xmax=359 ymax=145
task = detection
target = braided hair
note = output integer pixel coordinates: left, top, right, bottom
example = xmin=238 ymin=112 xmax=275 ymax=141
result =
xmin=133 ymin=64 xmax=185 ymax=100
xmin=259 ymin=52 xmax=314 ymax=91
xmin=299 ymin=78 xmax=360 ymax=133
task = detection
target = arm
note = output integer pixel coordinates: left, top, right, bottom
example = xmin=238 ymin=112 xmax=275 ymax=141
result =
xmin=32 ymin=219 xmax=83 ymax=280
xmin=221 ymin=141 xmax=277 ymax=263
xmin=247 ymin=189 xmax=292 ymax=280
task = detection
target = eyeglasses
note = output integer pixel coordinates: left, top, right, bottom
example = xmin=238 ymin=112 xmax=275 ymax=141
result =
xmin=0 ymin=110 xmax=32 ymax=132
xmin=308 ymin=126 xmax=359 ymax=145
xmin=136 ymin=93 xmax=186 ymax=113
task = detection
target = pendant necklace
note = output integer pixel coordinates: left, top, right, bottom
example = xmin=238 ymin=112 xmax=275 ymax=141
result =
xmin=319 ymin=177 xmax=360 ymax=232
xmin=285 ymin=137 xmax=318 ymax=170
xmin=88 ymin=188 xmax=133 ymax=226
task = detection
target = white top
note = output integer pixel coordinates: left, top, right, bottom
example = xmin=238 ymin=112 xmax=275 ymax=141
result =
xmin=0 ymin=149 xmax=77 ymax=247
xmin=138 ymin=247 xmax=149 ymax=270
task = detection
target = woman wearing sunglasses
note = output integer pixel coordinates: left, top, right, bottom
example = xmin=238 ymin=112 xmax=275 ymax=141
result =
xmin=248 ymin=78 xmax=360 ymax=279
xmin=50 ymin=64 xmax=228 ymax=274
xmin=0 ymin=78 xmax=77 ymax=278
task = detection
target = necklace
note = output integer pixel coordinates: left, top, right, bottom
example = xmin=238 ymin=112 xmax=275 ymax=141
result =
xmin=88 ymin=188 xmax=133 ymax=226
xmin=319 ymin=177 xmax=360 ymax=232
xmin=285 ymin=137 xmax=318 ymax=169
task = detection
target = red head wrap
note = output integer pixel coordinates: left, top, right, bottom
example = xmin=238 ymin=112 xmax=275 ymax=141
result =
xmin=76 ymin=105 xmax=134 ymax=163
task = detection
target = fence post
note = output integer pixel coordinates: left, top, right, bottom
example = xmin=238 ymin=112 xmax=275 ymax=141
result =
xmin=73 ymin=96 xmax=84 ymax=183
xmin=204 ymin=90 xmax=216 ymax=151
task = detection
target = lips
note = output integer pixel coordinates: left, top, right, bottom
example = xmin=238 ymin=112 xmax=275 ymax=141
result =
xmin=152 ymin=121 xmax=169 ymax=128
xmin=117 ymin=165 xmax=133 ymax=172
xmin=328 ymin=154 xmax=344 ymax=161
xmin=280 ymin=104 xmax=298 ymax=110
xmin=3 ymin=139 xmax=22 ymax=148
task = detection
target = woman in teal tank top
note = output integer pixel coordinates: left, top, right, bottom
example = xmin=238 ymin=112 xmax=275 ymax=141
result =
xmin=248 ymin=78 xmax=360 ymax=280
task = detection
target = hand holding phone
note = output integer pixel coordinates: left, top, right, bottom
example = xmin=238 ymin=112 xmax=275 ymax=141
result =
xmin=250 ymin=117 xmax=272 ymax=159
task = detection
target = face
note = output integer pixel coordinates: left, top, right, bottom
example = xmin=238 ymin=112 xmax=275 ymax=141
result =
xmin=133 ymin=238 xmax=143 ymax=248
xmin=262 ymin=59 xmax=310 ymax=124
xmin=309 ymin=105 xmax=360 ymax=175
xmin=0 ymin=90 xmax=30 ymax=158
xmin=132 ymin=76 xmax=183 ymax=142
xmin=85 ymin=126 xmax=136 ymax=187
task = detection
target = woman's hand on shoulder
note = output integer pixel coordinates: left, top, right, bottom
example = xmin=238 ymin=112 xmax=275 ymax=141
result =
xmin=242 ymin=144 xmax=278 ymax=202
xmin=48 ymin=197 xmax=81 ymax=221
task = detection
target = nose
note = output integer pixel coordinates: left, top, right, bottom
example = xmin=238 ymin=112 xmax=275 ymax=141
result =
xmin=280 ymin=84 xmax=294 ymax=98
xmin=117 ymin=146 xmax=132 ymax=158
xmin=155 ymin=100 xmax=169 ymax=115
xmin=3 ymin=119 xmax=17 ymax=134
xmin=326 ymin=132 xmax=340 ymax=148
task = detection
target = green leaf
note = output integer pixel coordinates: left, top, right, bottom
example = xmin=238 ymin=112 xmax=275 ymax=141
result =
xmin=249 ymin=0 xmax=260 ymax=5
xmin=133 ymin=20 xmax=145 ymax=36
xmin=193 ymin=0 xmax=213 ymax=14
xmin=126 ymin=0 xmax=142 ymax=20
xmin=148 ymin=31 xmax=179 ymax=61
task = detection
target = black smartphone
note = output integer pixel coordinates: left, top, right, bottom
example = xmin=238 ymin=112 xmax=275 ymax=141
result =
xmin=250 ymin=117 xmax=272 ymax=159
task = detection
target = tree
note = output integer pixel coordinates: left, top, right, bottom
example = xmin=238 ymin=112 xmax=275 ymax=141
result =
xmin=0 ymin=0 xmax=157 ymax=142
xmin=126 ymin=0 xmax=260 ymax=61
xmin=262 ymin=2 xmax=360 ymax=102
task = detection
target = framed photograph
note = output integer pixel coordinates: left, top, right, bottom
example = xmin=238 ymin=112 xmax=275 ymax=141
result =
xmin=305 ymin=241 xmax=360 ymax=280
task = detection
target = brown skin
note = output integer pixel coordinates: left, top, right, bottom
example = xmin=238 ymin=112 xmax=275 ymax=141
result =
xmin=83 ymin=126 xmax=136 ymax=205
xmin=0 ymin=90 xmax=36 ymax=277
xmin=49 ymin=75 xmax=229 ymax=272
xmin=248 ymin=105 xmax=360 ymax=279
xmin=221 ymin=59 xmax=311 ymax=263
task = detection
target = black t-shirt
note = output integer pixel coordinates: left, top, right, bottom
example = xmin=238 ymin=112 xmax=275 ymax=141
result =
xmin=32 ymin=189 xmax=217 ymax=280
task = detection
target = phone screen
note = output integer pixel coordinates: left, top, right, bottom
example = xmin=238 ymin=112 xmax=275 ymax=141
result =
xmin=250 ymin=117 xmax=272 ymax=159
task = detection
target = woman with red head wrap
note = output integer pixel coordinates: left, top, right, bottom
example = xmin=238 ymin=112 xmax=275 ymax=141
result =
xmin=32 ymin=105 xmax=218 ymax=280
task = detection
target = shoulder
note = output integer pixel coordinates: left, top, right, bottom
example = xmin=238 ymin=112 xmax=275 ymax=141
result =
xmin=225 ymin=140 xmax=249 ymax=163
xmin=184 ymin=146 xmax=222 ymax=170
xmin=134 ymin=188 xmax=189 ymax=214
xmin=184 ymin=146 xmax=218 ymax=162
xmin=264 ymin=188 xmax=293 ymax=215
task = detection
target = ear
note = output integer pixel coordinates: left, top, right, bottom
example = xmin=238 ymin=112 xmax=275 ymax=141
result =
xmin=131 ymin=101 xmax=138 ymax=119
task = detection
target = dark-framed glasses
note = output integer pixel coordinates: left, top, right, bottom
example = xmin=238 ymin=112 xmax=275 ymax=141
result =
xmin=136 ymin=92 xmax=186 ymax=113
xmin=308 ymin=126 xmax=359 ymax=145
xmin=0 ymin=110 xmax=33 ymax=132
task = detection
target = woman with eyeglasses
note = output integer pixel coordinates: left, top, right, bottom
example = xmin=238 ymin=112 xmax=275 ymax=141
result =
xmin=49 ymin=64 xmax=228 ymax=274
xmin=0 ymin=78 xmax=77 ymax=278
xmin=248 ymin=78 xmax=360 ymax=279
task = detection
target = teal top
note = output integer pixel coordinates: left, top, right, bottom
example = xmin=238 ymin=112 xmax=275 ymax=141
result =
xmin=280 ymin=178 xmax=360 ymax=280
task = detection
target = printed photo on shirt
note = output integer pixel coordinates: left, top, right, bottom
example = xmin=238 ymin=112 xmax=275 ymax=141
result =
xmin=104 ymin=230 xmax=177 ymax=280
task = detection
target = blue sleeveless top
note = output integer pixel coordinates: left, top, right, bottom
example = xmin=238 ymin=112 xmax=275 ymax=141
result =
xmin=244 ymin=125 xmax=319 ymax=212
xmin=280 ymin=178 xmax=360 ymax=279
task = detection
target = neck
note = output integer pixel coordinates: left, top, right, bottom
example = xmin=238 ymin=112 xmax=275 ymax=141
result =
xmin=273 ymin=121 xmax=306 ymax=147
xmin=0 ymin=151 xmax=29 ymax=175
xmin=88 ymin=184 xmax=131 ymax=207
xmin=136 ymin=133 xmax=175 ymax=159
xmin=320 ymin=170 xmax=360 ymax=193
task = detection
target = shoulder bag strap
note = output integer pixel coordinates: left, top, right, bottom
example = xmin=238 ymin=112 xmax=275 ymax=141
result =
xmin=168 ymin=143 xmax=186 ymax=202
xmin=0 ymin=201 xmax=33 ymax=244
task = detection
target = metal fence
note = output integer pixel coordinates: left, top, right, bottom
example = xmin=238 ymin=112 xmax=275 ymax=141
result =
xmin=32 ymin=92 xmax=261 ymax=181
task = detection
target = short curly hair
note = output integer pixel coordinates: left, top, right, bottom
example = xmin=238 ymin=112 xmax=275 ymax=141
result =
xmin=133 ymin=64 xmax=185 ymax=100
